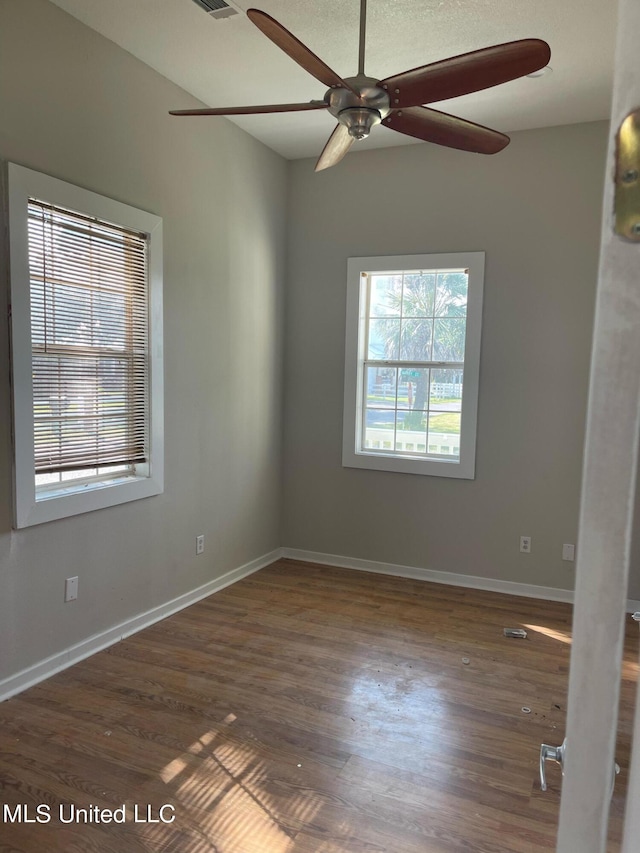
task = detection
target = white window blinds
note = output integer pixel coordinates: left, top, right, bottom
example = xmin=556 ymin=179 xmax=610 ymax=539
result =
xmin=27 ymin=199 xmax=149 ymax=478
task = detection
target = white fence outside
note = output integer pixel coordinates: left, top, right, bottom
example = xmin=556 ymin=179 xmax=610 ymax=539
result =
xmin=365 ymin=428 xmax=460 ymax=457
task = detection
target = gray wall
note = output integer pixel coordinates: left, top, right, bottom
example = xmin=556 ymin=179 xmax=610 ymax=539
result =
xmin=283 ymin=121 xmax=620 ymax=594
xmin=0 ymin=0 xmax=287 ymax=681
xmin=0 ymin=2 xmax=634 ymax=690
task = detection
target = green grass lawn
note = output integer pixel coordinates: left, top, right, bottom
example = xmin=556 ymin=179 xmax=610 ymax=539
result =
xmin=368 ymin=395 xmax=460 ymax=405
xmin=369 ymin=412 xmax=460 ymax=434
xmin=427 ymin=412 xmax=461 ymax=433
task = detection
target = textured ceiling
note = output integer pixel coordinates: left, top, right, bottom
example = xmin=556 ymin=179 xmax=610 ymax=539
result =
xmin=49 ymin=0 xmax=617 ymax=160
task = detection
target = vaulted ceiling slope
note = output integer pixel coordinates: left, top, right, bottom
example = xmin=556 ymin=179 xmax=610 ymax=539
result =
xmin=49 ymin=0 xmax=616 ymax=159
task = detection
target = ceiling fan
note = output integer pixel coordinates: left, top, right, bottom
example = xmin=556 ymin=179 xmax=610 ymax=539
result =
xmin=170 ymin=0 xmax=551 ymax=171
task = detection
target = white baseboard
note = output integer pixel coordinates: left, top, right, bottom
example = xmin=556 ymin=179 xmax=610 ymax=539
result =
xmin=281 ymin=547 xmax=640 ymax=614
xmin=0 ymin=548 xmax=283 ymax=703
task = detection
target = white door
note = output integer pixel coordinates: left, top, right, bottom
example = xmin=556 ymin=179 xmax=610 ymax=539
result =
xmin=556 ymin=1 xmax=640 ymax=851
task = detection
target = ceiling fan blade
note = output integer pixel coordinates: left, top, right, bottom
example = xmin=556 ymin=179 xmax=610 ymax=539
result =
xmin=247 ymin=9 xmax=357 ymax=94
xmin=169 ymin=102 xmax=328 ymax=116
xmin=379 ymin=39 xmax=551 ymax=108
xmin=315 ymin=124 xmax=355 ymax=172
xmin=383 ymin=107 xmax=509 ymax=154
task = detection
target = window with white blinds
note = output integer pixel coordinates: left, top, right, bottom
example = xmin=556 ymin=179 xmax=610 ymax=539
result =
xmin=28 ymin=200 xmax=149 ymax=485
xmin=9 ymin=164 xmax=163 ymax=528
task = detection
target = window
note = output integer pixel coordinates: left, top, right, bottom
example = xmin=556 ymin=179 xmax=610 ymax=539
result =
xmin=8 ymin=164 xmax=163 ymax=527
xmin=342 ymin=252 xmax=484 ymax=478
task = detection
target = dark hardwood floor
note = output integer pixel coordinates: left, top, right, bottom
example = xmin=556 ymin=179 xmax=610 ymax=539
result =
xmin=0 ymin=559 xmax=638 ymax=852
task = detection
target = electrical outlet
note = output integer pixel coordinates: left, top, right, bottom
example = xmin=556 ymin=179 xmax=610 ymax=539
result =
xmin=520 ymin=536 xmax=531 ymax=554
xmin=196 ymin=534 xmax=205 ymax=555
xmin=65 ymin=576 xmax=78 ymax=602
xmin=562 ymin=543 xmax=575 ymax=561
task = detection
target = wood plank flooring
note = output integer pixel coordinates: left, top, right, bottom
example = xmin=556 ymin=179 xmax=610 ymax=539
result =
xmin=0 ymin=559 xmax=638 ymax=853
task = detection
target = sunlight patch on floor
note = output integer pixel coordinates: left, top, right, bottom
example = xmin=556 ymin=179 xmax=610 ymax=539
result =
xmin=160 ymin=756 xmax=188 ymax=783
xmin=523 ymin=624 xmax=573 ymax=644
xmin=161 ymin=730 xmax=218 ymax=783
xmin=151 ymin=720 xmax=323 ymax=852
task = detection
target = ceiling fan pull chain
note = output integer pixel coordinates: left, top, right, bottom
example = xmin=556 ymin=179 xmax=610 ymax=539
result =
xmin=358 ymin=0 xmax=368 ymax=75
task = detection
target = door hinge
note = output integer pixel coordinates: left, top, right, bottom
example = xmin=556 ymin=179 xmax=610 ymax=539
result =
xmin=614 ymin=108 xmax=640 ymax=241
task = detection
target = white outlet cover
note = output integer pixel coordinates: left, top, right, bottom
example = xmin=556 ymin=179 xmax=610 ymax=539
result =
xmin=65 ymin=576 xmax=78 ymax=602
xmin=520 ymin=536 xmax=532 ymax=553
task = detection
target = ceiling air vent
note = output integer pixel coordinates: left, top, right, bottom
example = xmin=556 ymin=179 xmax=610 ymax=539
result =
xmin=190 ymin=0 xmax=239 ymax=20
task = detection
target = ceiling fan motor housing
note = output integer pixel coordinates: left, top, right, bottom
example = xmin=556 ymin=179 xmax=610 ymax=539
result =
xmin=326 ymin=75 xmax=391 ymax=139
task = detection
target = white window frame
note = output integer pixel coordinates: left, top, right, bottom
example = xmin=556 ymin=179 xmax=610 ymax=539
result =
xmin=8 ymin=163 xmax=164 ymax=528
xmin=342 ymin=252 xmax=484 ymax=479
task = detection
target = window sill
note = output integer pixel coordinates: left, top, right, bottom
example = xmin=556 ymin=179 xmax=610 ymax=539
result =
xmin=16 ymin=474 xmax=163 ymax=528
xmin=36 ymin=473 xmax=139 ymax=502
xmin=342 ymin=448 xmax=475 ymax=479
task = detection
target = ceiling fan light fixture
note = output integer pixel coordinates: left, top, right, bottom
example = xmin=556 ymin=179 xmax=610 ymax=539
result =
xmin=338 ymin=107 xmax=381 ymax=139
xmin=527 ymin=65 xmax=552 ymax=78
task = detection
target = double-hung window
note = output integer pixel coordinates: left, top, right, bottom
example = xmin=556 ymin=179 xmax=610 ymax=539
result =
xmin=8 ymin=164 xmax=163 ymax=527
xmin=342 ymin=252 xmax=484 ymax=478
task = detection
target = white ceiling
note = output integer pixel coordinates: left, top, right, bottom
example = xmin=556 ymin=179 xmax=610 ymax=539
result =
xmin=49 ymin=0 xmax=617 ymax=160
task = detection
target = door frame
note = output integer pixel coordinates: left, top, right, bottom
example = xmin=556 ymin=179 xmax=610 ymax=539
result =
xmin=557 ymin=1 xmax=640 ymax=850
